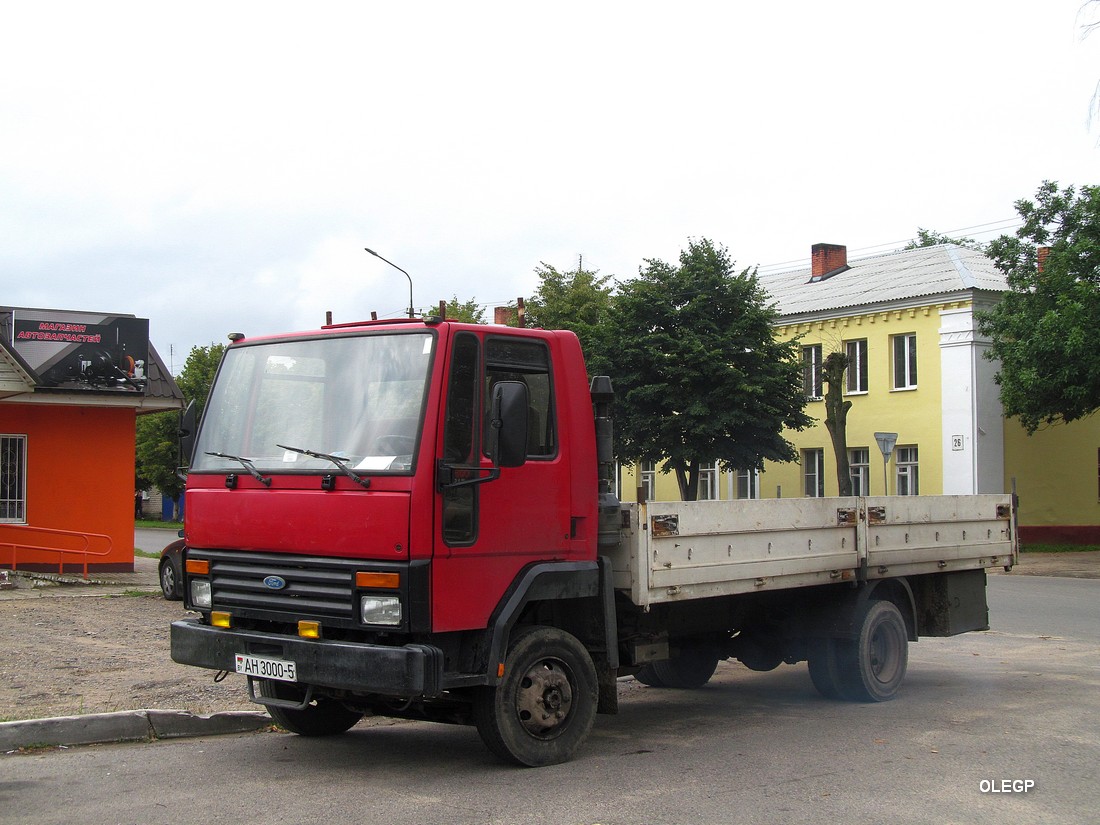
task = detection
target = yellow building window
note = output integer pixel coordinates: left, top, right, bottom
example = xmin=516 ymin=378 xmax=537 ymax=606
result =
xmin=802 ymin=344 xmax=823 ymax=399
xmin=845 ymin=339 xmax=868 ymax=393
xmin=802 ymin=448 xmax=825 ymax=497
xmin=892 ymin=333 xmax=918 ymax=390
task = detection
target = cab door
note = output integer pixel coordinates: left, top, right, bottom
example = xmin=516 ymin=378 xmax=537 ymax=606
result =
xmin=432 ymin=330 xmax=572 ymax=632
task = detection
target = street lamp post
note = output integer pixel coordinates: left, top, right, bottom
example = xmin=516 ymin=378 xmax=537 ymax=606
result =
xmin=364 ymin=247 xmax=415 ymax=318
xmin=874 ymin=431 xmax=898 ymax=495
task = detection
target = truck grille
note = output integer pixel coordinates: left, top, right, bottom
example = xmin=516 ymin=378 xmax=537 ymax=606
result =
xmin=197 ymin=549 xmax=359 ymax=620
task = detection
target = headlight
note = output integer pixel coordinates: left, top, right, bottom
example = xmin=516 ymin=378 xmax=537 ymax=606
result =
xmin=361 ymin=595 xmax=402 ymax=626
xmin=191 ymin=579 xmax=212 ymax=608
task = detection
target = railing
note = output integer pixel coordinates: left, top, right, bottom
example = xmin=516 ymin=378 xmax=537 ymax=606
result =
xmin=0 ymin=524 xmax=114 ymax=579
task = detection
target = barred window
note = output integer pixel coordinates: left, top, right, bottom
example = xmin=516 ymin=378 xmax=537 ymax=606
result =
xmin=1 ymin=435 xmax=27 ymax=523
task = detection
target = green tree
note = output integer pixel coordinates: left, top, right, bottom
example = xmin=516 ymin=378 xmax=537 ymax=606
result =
xmin=609 ymin=238 xmax=812 ymax=500
xmin=433 ymin=296 xmax=485 ymax=324
xmin=902 ymin=227 xmax=979 ymax=250
xmin=136 ymin=343 xmax=226 ymax=507
xmin=525 ymin=260 xmax=615 ymax=376
xmin=978 ymin=181 xmax=1100 ymax=433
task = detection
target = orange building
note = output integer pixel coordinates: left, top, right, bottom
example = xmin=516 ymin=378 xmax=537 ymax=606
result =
xmin=0 ymin=307 xmax=182 ymax=573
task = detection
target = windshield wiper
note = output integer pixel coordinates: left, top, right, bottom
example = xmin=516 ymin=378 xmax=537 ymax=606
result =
xmin=277 ymin=444 xmax=372 ymax=489
xmin=204 ymin=451 xmax=272 ymax=487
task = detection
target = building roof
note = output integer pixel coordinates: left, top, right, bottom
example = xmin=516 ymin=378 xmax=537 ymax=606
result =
xmin=141 ymin=342 xmax=185 ymax=410
xmin=758 ymin=244 xmax=1008 ymax=321
xmin=0 ymin=340 xmax=37 ymax=399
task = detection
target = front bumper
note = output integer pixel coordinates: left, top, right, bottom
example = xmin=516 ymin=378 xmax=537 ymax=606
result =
xmin=171 ymin=618 xmax=444 ymax=697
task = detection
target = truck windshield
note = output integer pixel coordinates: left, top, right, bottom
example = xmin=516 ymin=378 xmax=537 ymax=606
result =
xmin=191 ymin=331 xmax=434 ymax=475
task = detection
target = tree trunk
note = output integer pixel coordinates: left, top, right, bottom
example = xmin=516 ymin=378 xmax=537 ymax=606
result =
xmin=673 ymin=460 xmax=700 ymax=501
xmin=823 ymin=351 xmax=853 ymax=496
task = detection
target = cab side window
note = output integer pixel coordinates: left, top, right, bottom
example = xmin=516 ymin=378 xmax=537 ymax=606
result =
xmin=484 ymin=338 xmax=556 ymax=459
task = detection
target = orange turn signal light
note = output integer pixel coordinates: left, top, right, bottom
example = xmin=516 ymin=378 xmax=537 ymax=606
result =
xmin=211 ymin=611 xmax=232 ymax=628
xmin=298 ymin=620 xmax=322 ymax=639
xmin=356 ymin=571 xmax=400 ymax=589
xmin=186 ymin=559 xmax=210 ymax=575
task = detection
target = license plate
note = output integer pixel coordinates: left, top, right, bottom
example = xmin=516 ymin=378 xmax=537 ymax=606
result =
xmin=235 ymin=653 xmax=297 ymax=683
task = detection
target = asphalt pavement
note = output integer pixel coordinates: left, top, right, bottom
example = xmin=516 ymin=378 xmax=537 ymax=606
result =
xmin=0 ymin=527 xmax=271 ymax=752
xmin=0 ymin=535 xmax=1097 ymax=753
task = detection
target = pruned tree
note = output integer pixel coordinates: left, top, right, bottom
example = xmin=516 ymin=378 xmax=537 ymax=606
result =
xmin=610 ymin=238 xmax=812 ymax=500
xmin=822 ymin=350 xmax=853 ymax=496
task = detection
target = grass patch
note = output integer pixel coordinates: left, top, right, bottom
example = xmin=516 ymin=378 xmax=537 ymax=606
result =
xmin=134 ymin=549 xmax=160 ymax=559
xmin=1020 ymin=543 xmax=1100 ymax=554
xmin=136 ymin=519 xmax=182 ymax=529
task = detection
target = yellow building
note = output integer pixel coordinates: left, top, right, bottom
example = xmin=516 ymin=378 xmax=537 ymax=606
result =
xmin=620 ymin=242 xmax=1100 ymax=543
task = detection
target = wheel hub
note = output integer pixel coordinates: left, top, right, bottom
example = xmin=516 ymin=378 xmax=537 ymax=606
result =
xmin=515 ymin=659 xmax=573 ymax=737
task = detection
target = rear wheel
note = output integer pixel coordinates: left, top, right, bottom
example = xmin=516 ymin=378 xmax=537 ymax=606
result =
xmin=257 ymin=680 xmax=364 ymax=736
xmin=634 ymin=648 xmax=720 ymax=689
xmin=837 ymin=600 xmax=908 ymax=702
xmin=807 ymin=638 xmax=846 ymax=699
xmin=808 ymin=599 xmax=908 ymax=702
xmin=473 ymin=625 xmax=598 ymax=766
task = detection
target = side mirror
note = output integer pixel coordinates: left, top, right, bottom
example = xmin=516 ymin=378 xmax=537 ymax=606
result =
xmin=487 ymin=381 xmax=528 ymax=468
xmin=179 ymin=400 xmax=197 ymax=467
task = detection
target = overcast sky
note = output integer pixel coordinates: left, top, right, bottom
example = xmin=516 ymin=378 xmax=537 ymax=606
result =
xmin=2 ymin=1 xmax=1097 ymax=372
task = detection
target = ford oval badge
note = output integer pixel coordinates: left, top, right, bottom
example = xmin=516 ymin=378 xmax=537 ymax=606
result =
xmin=263 ymin=575 xmax=287 ymax=590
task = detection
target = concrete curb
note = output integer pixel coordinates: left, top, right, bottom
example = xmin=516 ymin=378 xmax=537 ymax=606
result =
xmin=0 ymin=709 xmax=271 ymax=752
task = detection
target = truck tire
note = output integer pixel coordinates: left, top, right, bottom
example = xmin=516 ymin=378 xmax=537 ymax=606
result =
xmin=836 ymin=599 xmax=908 ymax=702
xmin=807 ymin=638 xmax=846 ymax=700
xmin=257 ymin=680 xmax=364 ymax=736
xmin=473 ymin=625 xmax=598 ymax=767
xmin=634 ymin=649 xmax=720 ymax=689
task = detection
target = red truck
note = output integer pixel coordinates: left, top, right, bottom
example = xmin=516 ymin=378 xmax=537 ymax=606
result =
xmin=171 ymin=317 xmax=1017 ymax=766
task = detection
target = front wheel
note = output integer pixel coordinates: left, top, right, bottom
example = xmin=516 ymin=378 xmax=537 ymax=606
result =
xmin=257 ymin=680 xmax=364 ymax=736
xmin=473 ymin=625 xmax=598 ymax=767
xmin=159 ymin=557 xmax=182 ymax=601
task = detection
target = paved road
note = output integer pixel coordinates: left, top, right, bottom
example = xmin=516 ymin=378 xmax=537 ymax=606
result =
xmin=3 ymin=575 xmax=1097 ymax=825
xmin=134 ymin=527 xmax=180 ymax=556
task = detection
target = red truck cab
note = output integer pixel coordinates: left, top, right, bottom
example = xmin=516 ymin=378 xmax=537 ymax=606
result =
xmin=172 ymin=318 xmax=617 ymax=765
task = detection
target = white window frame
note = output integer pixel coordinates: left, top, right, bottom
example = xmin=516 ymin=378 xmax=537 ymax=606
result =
xmin=639 ymin=460 xmax=656 ymax=502
xmin=803 ymin=448 xmax=825 ymax=497
xmin=845 ymin=339 xmax=868 ymax=394
xmin=698 ymin=461 xmax=720 ymax=501
xmin=736 ymin=467 xmax=760 ymax=500
xmin=896 ymin=446 xmax=919 ymax=495
xmin=0 ymin=434 xmax=28 ymax=524
xmin=849 ymin=447 xmax=869 ymax=496
xmin=803 ymin=344 xmax=823 ymax=399
xmin=892 ymin=333 xmax=918 ymax=390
